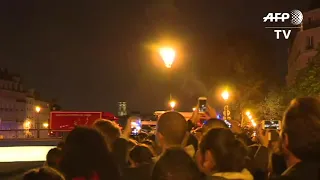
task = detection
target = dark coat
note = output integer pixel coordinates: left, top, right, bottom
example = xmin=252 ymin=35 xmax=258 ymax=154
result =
xmin=270 ymin=161 xmax=320 ymax=180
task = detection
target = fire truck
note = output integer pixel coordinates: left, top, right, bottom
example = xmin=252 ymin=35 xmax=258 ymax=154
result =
xmin=49 ymin=111 xmax=118 ymax=137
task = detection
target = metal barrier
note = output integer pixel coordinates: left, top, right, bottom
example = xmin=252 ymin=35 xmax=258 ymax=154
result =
xmin=0 ymin=129 xmax=53 ymax=139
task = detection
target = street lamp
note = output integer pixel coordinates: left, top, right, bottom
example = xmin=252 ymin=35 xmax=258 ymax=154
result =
xmin=245 ymin=111 xmax=256 ymax=128
xmin=159 ymin=47 xmax=176 ymax=68
xmin=221 ymin=90 xmax=230 ymax=120
xmin=43 ymin=122 xmax=49 ymax=128
xmin=35 ymin=106 xmax=41 ymax=113
xmin=251 ymin=120 xmax=257 ymax=127
xmin=35 ymin=106 xmax=41 ymax=138
xmin=221 ymin=90 xmax=229 ymax=101
xmin=23 ymin=119 xmax=32 ymax=138
xmin=23 ymin=120 xmax=31 ymax=130
xmin=169 ymin=100 xmax=176 ymax=110
xmin=159 ymin=47 xmax=176 ymax=101
xmin=192 ymin=107 xmax=196 ymax=111
xmin=241 ymin=111 xmax=251 ymax=127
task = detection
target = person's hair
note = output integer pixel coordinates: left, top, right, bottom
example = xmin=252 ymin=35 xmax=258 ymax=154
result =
xmin=23 ymin=167 xmax=65 ymax=180
xmin=142 ymin=139 xmax=156 ymax=150
xmin=138 ymin=132 xmax=148 ymax=142
xmin=187 ymin=120 xmax=194 ymax=132
xmin=112 ymin=138 xmax=131 ymax=169
xmin=202 ymin=118 xmax=228 ymax=133
xmin=152 ymin=148 xmax=202 ymax=180
xmin=130 ymin=144 xmax=155 ymax=165
xmin=142 ymin=139 xmax=154 ymax=146
xmin=93 ymin=119 xmax=121 ymax=149
xmin=59 ymin=127 xmax=120 ymax=180
xmin=199 ymin=128 xmax=248 ymax=172
xmin=157 ymin=112 xmax=187 ymax=145
xmin=46 ymin=148 xmax=62 ymax=169
xmin=282 ymin=97 xmax=320 ymax=161
xmin=236 ymin=132 xmax=254 ymax=146
xmin=128 ymin=138 xmax=138 ymax=150
xmin=186 ymin=133 xmax=198 ymax=152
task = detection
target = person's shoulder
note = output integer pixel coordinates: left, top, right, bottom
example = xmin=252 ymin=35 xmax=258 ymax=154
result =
xmin=112 ymin=137 xmax=129 ymax=151
xmin=114 ymin=137 xmax=129 ymax=146
xmin=282 ymin=162 xmax=320 ymax=180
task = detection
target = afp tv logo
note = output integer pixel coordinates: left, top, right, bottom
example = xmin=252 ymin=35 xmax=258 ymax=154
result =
xmin=263 ymin=10 xmax=303 ymax=40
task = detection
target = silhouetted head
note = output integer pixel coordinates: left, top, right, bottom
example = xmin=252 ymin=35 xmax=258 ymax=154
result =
xmin=142 ymin=139 xmax=154 ymax=146
xmin=157 ymin=112 xmax=187 ymax=148
xmin=280 ymin=97 xmax=320 ymax=162
xmin=197 ymin=128 xmax=248 ymax=175
xmin=142 ymin=139 xmax=156 ymax=151
xmin=59 ymin=127 xmax=120 ymax=180
xmin=202 ymin=118 xmax=228 ymax=133
xmin=138 ymin=132 xmax=148 ymax=142
xmin=93 ymin=119 xmax=121 ymax=150
xmin=130 ymin=144 xmax=155 ymax=167
xmin=152 ymin=148 xmax=202 ymax=180
xmin=46 ymin=148 xmax=62 ymax=169
xmin=23 ymin=167 xmax=64 ymax=180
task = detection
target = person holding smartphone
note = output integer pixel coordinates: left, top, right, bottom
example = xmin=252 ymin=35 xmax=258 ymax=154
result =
xmin=188 ymin=97 xmax=217 ymax=129
xmin=189 ymin=97 xmax=241 ymax=135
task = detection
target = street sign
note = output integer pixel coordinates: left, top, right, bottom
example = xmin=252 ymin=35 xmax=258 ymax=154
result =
xmin=223 ymin=105 xmax=229 ymax=110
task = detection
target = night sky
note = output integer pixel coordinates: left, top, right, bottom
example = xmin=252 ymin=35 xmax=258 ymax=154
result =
xmin=0 ymin=0 xmax=312 ymax=113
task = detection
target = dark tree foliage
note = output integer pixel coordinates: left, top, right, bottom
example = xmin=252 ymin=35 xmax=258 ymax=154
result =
xmin=231 ymin=60 xmax=264 ymax=109
xmin=289 ymin=49 xmax=320 ymax=97
xmin=258 ymin=90 xmax=286 ymax=120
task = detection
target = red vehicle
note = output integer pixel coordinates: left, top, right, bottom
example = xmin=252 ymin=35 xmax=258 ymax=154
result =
xmin=49 ymin=111 xmax=118 ymax=137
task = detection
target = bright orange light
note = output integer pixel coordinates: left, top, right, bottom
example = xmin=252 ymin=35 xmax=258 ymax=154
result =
xmin=35 ymin=106 xmax=41 ymax=113
xmin=221 ymin=90 xmax=229 ymax=100
xmin=23 ymin=120 xmax=31 ymax=129
xmin=246 ymin=111 xmax=251 ymax=116
xmin=252 ymin=120 xmax=257 ymax=127
xmin=159 ymin=47 xmax=176 ymax=68
xmin=169 ymin=100 xmax=176 ymax=109
xmin=42 ymin=123 xmax=49 ymax=128
xmin=192 ymin=107 xmax=196 ymax=111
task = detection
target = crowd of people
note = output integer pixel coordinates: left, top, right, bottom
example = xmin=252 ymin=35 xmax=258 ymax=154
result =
xmin=22 ymin=97 xmax=320 ymax=180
